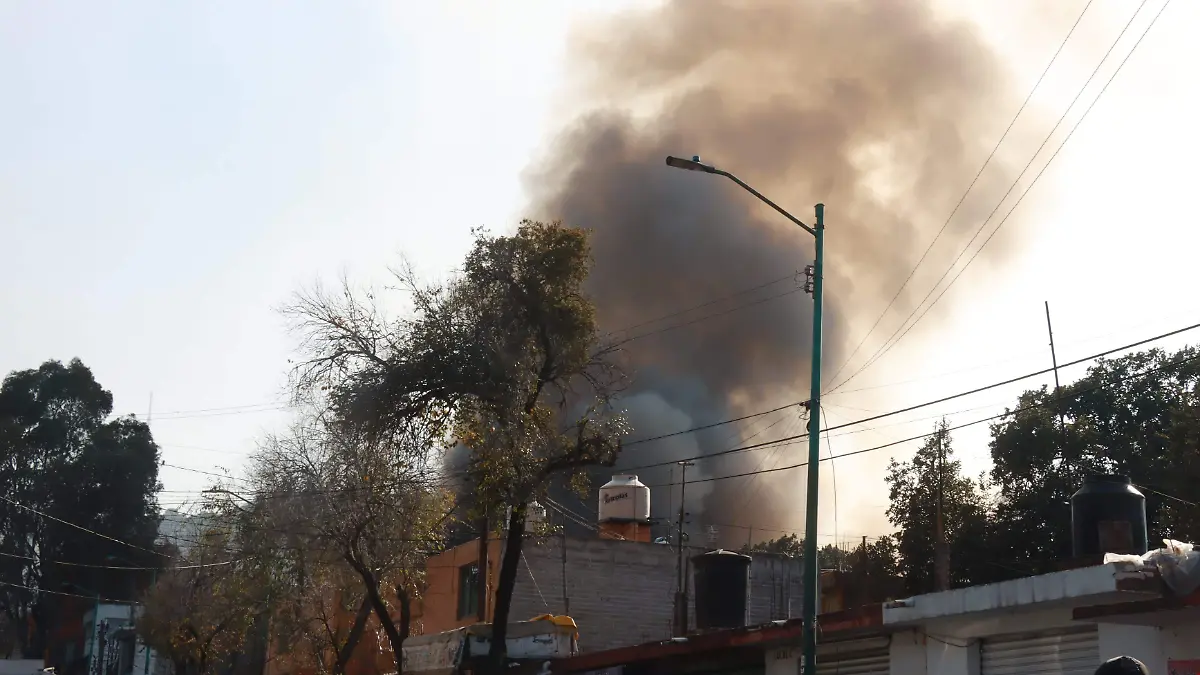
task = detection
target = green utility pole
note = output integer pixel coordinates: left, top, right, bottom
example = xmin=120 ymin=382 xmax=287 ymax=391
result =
xmin=664 ymin=156 xmax=826 ymax=675
xmin=800 ymin=203 xmax=824 ymax=675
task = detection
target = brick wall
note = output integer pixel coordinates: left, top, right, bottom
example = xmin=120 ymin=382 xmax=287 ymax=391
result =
xmin=506 ymin=537 xmax=805 ymax=653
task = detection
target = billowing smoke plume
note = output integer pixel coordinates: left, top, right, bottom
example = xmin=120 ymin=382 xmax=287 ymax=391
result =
xmin=527 ymin=0 xmax=1030 ymax=543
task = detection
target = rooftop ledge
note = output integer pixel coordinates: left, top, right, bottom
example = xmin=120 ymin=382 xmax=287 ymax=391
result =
xmin=883 ymin=562 xmax=1162 ymax=625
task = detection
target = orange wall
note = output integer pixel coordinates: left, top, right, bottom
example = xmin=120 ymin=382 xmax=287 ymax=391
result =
xmin=420 ymin=537 xmax=503 ymax=634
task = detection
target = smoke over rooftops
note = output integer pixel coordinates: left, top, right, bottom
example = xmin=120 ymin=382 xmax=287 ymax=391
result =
xmin=525 ymin=0 xmax=1033 ymax=540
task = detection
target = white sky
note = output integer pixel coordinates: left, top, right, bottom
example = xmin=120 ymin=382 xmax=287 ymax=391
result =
xmin=2 ymin=0 xmax=1196 ymax=543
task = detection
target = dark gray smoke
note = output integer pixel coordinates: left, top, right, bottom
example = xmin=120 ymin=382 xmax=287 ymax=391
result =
xmin=526 ymin=0 xmax=1029 ymax=543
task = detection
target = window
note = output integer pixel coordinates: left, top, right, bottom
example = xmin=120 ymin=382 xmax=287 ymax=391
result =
xmin=457 ymin=563 xmax=480 ymax=620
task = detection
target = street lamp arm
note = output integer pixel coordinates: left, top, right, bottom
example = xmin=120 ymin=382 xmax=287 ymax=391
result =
xmin=202 ymin=488 xmax=256 ymax=508
xmin=664 ymin=155 xmax=813 ymax=235
xmin=715 ymin=170 xmax=815 ymax=236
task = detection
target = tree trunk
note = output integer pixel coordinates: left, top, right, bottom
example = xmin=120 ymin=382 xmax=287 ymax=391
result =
xmin=333 ymin=597 xmax=373 ymax=675
xmin=486 ymin=503 xmax=527 ymax=673
xmin=396 ymin=586 xmax=412 ymax=645
xmin=346 ymin=555 xmax=406 ymax=675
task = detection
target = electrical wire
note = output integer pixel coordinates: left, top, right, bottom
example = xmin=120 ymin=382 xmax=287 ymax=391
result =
xmin=727 ymin=409 xmax=808 ymax=522
xmin=616 ymin=288 xmax=803 ymax=345
xmin=0 ymin=580 xmax=137 ymax=603
xmin=623 ymin=400 xmax=807 ymax=447
xmin=153 ymin=316 xmax=1200 ymax=520
xmin=0 ymin=494 xmax=170 ymax=558
xmin=649 ymin=346 xmax=1200 ymax=489
xmin=624 ymin=317 xmax=1200 ymax=464
xmin=166 ymin=316 xmax=1200 ymax=507
xmin=821 ymin=407 xmax=839 ymax=556
xmin=830 ymin=0 xmax=1166 ymax=393
xmin=521 ymin=551 xmax=551 ymax=609
xmin=1135 ymin=484 xmax=1197 ymax=508
xmin=0 ymin=550 xmax=238 ymax=571
xmin=161 ymin=462 xmax=253 ymax=484
xmin=605 ymin=272 xmax=797 ymax=337
xmin=824 ymin=0 xmax=1097 ymax=391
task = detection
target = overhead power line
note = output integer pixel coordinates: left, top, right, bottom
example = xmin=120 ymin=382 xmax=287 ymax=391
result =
xmin=161 ymin=462 xmax=253 ymax=484
xmin=0 ymin=580 xmax=137 ymax=604
xmin=0 ymin=494 xmax=170 ymax=558
xmin=0 ymin=550 xmax=237 ymax=571
xmin=617 ymin=287 xmax=803 ymax=345
xmin=825 ymin=0 xmax=1097 ymax=391
xmin=606 ymin=272 xmax=797 ymax=336
xmin=623 ymin=317 xmax=1200 ymax=470
xmin=653 ymin=346 xmax=1200 ymax=489
xmin=829 ymin=0 xmax=1167 ymax=392
xmin=624 ymin=400 xmax=808 ymax=447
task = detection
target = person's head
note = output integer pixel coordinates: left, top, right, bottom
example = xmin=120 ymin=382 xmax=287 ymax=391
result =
xmin=1095 ymin=656 xmax=1149 ymax=675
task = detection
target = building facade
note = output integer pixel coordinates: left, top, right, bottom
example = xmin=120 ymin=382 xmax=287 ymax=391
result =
xmin=541 ymin=560 xmax=1200 ymax=675
xmin=419 ymin=534 xmax=809 ymax=652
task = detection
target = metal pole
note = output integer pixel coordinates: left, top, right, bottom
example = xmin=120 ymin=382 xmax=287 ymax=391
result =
xmin=1044 ymin=301 xmax=1069 ymax=462
xmin=801 ymin=204 xmax=825 ymax=675
xmin=662 ymin=158 xmax=824 ymax=667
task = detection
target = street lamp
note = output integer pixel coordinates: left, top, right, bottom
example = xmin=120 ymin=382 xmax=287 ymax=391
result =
xmin=665 ymin=155 xmax=825 ymax=675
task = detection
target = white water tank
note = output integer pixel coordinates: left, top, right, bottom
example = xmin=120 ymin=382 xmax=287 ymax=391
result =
xmin=598 ymin=474 xmax=651 ymax=523
xmin=504 ymin=501 xmax=547 ymax=530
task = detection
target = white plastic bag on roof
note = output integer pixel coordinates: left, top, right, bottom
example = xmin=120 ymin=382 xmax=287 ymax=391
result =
xmin=1105 ymin=539 xmax=1200 ymax=595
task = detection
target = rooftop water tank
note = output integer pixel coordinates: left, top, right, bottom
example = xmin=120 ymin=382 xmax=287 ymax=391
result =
xmin=1071 ymin=474 xmax=1148 ymax=557
xmin=598 ymin=474 xmax=651 ymax=523
xmin=692 ymin=549 xmax=751 ymax=631
xmin=504 ymin=501 xmax=547 ymax=531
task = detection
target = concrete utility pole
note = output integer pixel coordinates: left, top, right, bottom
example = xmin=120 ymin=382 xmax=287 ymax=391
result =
xmin=665 ymin=156 xmax=824 ymax=675
xmin=674 ymin=460 xmax=694 ymax=636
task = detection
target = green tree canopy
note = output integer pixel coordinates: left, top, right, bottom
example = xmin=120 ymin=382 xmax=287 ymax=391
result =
xmin=988 ymin=346 xmax=1200 ymax=576
xmin=0 ymin=358 xmax=162 ymax=659
xmin=885 ymin=420 xmax=993 ymax=594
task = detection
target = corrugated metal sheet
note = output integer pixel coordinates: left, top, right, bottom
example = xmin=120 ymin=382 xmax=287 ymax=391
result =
xmin=980 ymin=627 xmax=1098 ymax=675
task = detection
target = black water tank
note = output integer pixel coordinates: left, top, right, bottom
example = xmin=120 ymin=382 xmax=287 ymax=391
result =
xmin=692 ymin=549 xmax=751 ymax=631
xmin=1071 ymin=474 xmax=1148 ymax=557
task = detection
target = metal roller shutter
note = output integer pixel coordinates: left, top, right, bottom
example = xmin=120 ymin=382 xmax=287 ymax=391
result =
xmin=816 ymin=637 xmax=890 ymax=675
xmin=815 ymin=651 xmax=889 ymax=675
xmin=981 ymin=627 xmax=1099 ymax=675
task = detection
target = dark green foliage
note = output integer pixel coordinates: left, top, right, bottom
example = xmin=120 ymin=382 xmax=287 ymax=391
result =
xmin=987 ymin=347 xmax=1200 ymax=576
xmin=880 ymin=346 xmax=1200 ymax=593
xmin=0 ymin=359 xmax=162 ymax=659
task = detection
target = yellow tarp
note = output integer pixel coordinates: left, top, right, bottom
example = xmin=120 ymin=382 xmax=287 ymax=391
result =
xmin=529 ymin=614 xmax=578 ymax=638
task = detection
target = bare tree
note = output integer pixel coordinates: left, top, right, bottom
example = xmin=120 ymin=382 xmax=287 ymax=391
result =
xmin=283 ymin=221 xmax=628 ymax=673
xmin=139 ymin=514 xmax=268 ymax=675
xmin=249 ymin=417 xmax=452 ymax=675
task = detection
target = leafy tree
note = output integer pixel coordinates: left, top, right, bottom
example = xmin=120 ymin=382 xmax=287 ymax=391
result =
xmin=885 ymin=420 xmax=993 ymax=594
xmin=285 ymin=221 xmax=627 ymax=672
xmin=0 ymin=358 xmax=161 ymax=659
xmin=744 ymin=534 xmax=901 ymax=602
xmin=988 ymin=347 xmax=1200 ymax=575
xmin=846 ymin=535 xmax=904 ymax=603
xmin=743 ymin=534 xmax=842 ymax=568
